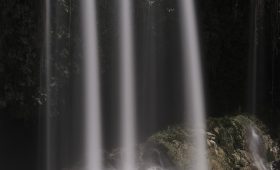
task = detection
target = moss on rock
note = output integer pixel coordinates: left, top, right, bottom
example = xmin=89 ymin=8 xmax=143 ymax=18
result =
xmin=145 ymin=115 xmax=280 ymax=169
xmin=106 ymin=115 xmax=280 ymax=170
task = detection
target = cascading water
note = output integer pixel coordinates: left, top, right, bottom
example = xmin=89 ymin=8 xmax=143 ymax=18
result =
xmin=40 ymin=0 xmax=279 ymax=170
xmin=248 ymin=127 xmax=268 ymax=170
xmin=118 ymin=0 xmax=137 ymax=170
xmin=179 ymin=0 xmax=208 ymax=169
xmin=248 ymin=0 xmax=268 ymax=169
xmin=45 ymin=0 xmax=208 ymax=169
xmin=81 ymin=0 xmax=103 ymax=170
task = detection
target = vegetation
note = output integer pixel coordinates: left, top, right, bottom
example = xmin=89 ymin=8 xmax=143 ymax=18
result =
xmin=107 ymin=115 xmax=280 ymax=169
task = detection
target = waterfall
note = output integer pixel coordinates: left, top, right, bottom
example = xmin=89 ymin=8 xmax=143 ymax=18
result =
xmin=45 ymin=0 xmax=52 ymax=169
xmin=118 ymin=0 xmax=137 ymax=169
xmin=179 ymin=0 xmax=208 ymax=169
xmin=81 ymin=0 xmax=103 ymax=169
xmin=248 ymin=1 xmax=268 ymax=169
xmin=40 ymin=0 xmax=279 ymax=170
xmin=248 ymin=127 xmax=268 ymax=170
xmin=249 ymin=0 xmax=264 ymax=115
xmin=45 ymin=0 xmax=209 ymax=169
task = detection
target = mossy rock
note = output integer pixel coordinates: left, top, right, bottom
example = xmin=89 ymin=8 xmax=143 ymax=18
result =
xmin=106 ymin=115 xmax=280 ymax=170
xmin=144 ymin=115 xmax=280 ymax=169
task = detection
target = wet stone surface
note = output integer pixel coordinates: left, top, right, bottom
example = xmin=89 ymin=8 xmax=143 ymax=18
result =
xmin=106 ymin=115 xmax=280 ymax=170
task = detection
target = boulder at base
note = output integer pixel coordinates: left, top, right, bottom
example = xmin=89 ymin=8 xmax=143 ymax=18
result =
xmin=106 ymin=115 xmax=280 ymax=170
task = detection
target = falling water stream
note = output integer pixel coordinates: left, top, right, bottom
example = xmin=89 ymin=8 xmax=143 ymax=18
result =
xmin=42 ymin=0 xmax=279 ymax=169
xmin=248 ymin=0 xmax=269 ymax=169
xmin=81 ymin=0 xmax=103 ymax=170
xmin=45 ymin=0 xmax=52 ymax=169
xmin=119 ymin=0 xmax=137 ymax=170
xmin=46 ymin=0 xmax=209 ymax=169
xmin=179 ymin=0 xmax=208 ymax=169
xmin=249 ymin=127 xmax=268 ymax=170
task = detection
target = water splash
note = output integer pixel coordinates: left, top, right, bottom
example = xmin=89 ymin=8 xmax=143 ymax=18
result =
xmin=179 ymin=0 xmax=208 ymax=169
xmin=81 ymin=0 xmax=103 ymax=169
xmin=248 ymin=127 xmax=268 ymax=170
xmin=118 ymin=0 xmax=137 ymax=170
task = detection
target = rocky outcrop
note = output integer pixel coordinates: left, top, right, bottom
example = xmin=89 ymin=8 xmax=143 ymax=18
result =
xmin=106 ymin=115 xmax=280 ymax=170
xmin=206 ymin=115 xmax=279 ymax=169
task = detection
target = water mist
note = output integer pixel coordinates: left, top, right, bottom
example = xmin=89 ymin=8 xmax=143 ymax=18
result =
xmin=179 ymin=0 xmax=208 ymax=169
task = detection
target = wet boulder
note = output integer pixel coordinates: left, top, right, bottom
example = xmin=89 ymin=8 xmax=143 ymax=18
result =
xmin=106 ymin=115 xmax=280 ymax=170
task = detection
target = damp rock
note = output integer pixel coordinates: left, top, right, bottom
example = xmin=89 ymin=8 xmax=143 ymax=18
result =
xmin=105 ymin=115 xmax=280 ymax=170
xmin=272 ymin=160 xmax=280 ymax=170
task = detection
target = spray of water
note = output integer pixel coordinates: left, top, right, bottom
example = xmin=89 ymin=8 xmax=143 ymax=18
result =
xmin=118 ymin=0 xmax=137 ymax=170
xmin=81 ymin=0 xmax=103 ymax=169
xmin=248 ymin=127 xmax=268 ymax=170
xmin=179 ymin=0 xmax=208 ymax=169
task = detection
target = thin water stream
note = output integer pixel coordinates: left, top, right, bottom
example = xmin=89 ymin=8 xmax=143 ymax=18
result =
xmin=248 ymin=1 xmax=268 ymax=169
xmin=179 ymin=0 xmax=208 ymax=169
xmin=249 ymin=127 xmax=268 ymax=170
xmin=119 ymin=0 xmax=137 ymax=169
xmin=81 ymin=0 xmax=103 ymax=169
xmin=45 ymin=0 xmax=51 ymax=169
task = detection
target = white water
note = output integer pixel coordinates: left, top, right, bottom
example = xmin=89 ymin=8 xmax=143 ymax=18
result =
xmin=81 ymin=0 xmax=103 ymax=170
xmin=119 ymin=0 xmax=137 ymax=170
xmin=179 ymin=0 xmax=208 ymax=169
xmin=249 ymin=127 xmax=268 ymax=170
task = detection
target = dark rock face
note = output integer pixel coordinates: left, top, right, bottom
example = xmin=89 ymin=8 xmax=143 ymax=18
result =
xmin=273 ymin=160 xmax=280 ymax=170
